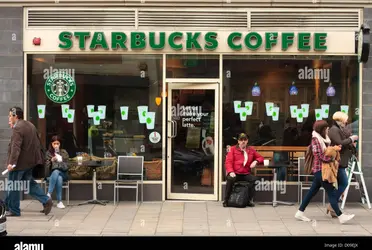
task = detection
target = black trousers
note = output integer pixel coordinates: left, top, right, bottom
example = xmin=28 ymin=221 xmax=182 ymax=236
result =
xmin=224 ymin=174 xmax=259 ymax=202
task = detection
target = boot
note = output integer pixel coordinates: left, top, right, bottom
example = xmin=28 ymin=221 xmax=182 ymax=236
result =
xmin=338 ymin=213 xmax=355 ymax=224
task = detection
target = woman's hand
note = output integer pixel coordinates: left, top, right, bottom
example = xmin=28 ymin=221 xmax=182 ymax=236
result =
xmin=333 ymin=145 xmax=342 ymax=151
xmin=51 ymin=156 xmax=57 ymax=162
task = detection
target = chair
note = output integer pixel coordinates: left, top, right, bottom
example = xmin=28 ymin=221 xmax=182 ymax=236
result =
xmin=114 ymin=156 xmax=144 ymax=206
xmin=43 ymin=178 xmax=70 ymax=206
xmin=297 ymin=156 xmax=325 ymax=206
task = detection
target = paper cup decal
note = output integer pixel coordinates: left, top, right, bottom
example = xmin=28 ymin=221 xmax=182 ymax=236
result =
xmin=98 ymin=105 xmax=106 ymax=119
xmin=61 ymin=104 xmax=69 ymax=118
xmin=67 ymin=109 xmax=75 ymax=123
xmin=239 ymin=107 xmax=247 ymax=121
xmin=272 ymin=107 xmax=280 ymax=121
xmin=321 ymin=104 xmax=329 ymax=118
xmin=244 ymin=101 xmax=253 ymax=116
xmin=233 ymin=101 xmax=242 ymax=113
xmin=87 ymin=105 xmax=94 ymax=118
xmin=315 ymin=109 xmax=323 ymax=121
xmin=301 ymin=104 xmax=309 ymax=118
xmin=92 ymin=112 xmax=101 ymax=125
xmin=120 ymin=106 xmax=129 ymax=120
xmin=297 ymin=110 xmax=304 ymax=123
xmin=37 ymin=105 xmax=46 ymax=119
xmin=290 ymin=105 xmax=297 ymax=118
xmin=146 ymin=112 xmax=156 ymax=130
xmin=265 ymin=102 xmax=274 ymax=116
xmin=341 ymin=105 xmax=349 ymax=114
xmin=137 ymin=106 xmax=148 ymax=123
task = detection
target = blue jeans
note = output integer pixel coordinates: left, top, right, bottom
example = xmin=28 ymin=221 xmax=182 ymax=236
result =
xmin=299 ymin=171 xmax=342 ymax=216
xmin=336 ymin=168 xmax=348 ymax=201
xmin=47 ymin=169 xmax=68 ymax=202
xmin=7 ymin=167 xmax=50 ymax=216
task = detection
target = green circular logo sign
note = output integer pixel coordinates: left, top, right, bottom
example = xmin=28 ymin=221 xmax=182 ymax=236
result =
xmin=44 ymin=72 xmax=76 ymax=104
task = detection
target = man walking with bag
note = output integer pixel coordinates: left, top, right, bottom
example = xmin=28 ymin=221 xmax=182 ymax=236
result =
xmin=4 ymin=107 xmax=52 ymax=216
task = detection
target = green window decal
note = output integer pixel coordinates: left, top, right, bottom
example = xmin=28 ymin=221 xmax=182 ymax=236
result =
xmin=120 ymin=106 xmax=129 ymax=120
xmin=37 ymin=105 xmax=46 ymax=119
xmin=44 ymin=72 xmax=76 ymax=104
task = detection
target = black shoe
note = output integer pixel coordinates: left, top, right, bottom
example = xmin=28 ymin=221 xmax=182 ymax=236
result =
xmin=43 ymin=198 xmax=53 ymax=215
xmin=222 ymin=201 xmax=228 ymax=207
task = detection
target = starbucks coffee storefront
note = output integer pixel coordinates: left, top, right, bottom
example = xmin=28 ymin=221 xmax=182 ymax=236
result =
xmin=23 ymin=7 xmax=363 ymax=203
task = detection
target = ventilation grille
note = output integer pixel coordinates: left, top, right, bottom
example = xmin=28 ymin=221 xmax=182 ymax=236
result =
xmin=137 ymin=10 xmax=247 ymax=28
xmin=250 ymin=11 xmax=359 ymax=28
xmin=27 ymin=9 xmax=136 ymax=27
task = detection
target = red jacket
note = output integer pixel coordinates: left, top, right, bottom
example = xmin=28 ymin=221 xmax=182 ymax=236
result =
xmin=225 ymin=145 xmax=264 ymax=175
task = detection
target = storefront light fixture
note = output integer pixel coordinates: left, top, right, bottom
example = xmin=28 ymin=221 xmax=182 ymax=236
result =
xmin=155 ymin=97 xmax=161 ymax=106
xmin=252 ymin=82 xmax=261 ymax=96
xmin=326 ymin=83 xmax=336 ymax=97
xmin=289 ymin=81 xmax=298 ymax=96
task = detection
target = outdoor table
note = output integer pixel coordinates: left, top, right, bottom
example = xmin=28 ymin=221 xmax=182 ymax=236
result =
xmin=257 ymin=163 xmax=295 ymax=207
xmin=74 ymin=160 xmax=114 ymax=206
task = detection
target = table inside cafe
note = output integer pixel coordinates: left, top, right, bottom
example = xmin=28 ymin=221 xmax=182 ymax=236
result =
xmin=70 ymin=158 xmax=114 ymax=206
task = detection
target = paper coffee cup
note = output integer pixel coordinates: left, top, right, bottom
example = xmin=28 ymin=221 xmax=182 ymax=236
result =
xmin=315 ymin=109 xmax=323 ymax=121
xmin=92 ymin=111 xmax=101 ymax=125
xmin=272 ymin=107 xmax=279 ymax=121
xmin=233 ymin=101 xmax=242 ymax=113
xmin=301 ymin=104 xmax=309 ymax=118
xmin=341 ymin=105 xmax=349 ymax=115
xmin=120 ymin=106 xmax=129 ymax=120
xmin=61 ymin=104 xmax=69 ymax=118
xmin=266 ymin=102 xmax=274 ymax=116
xmin=87 ymin=105 xmax=95 ymax=118
xmin=290 ymin=105 xmax=297 ymax=118
xmin=239 ymin=107 xmax=247 ymax=121
xmin=67 ymin=109 xmax=75 ymax=123
xmin=137 ymin=106 xmax=148 ymax=123
xmin=321 ymin=104 xmax=330 ymax=118
xmin=98 ymin=105 xmax=106 ymax=119
xmin=297 ymin=111 xmax=304 ymax=123
xmin=264 ymin=160 xmax=269 ymax=166
xmin=37 ymin=105 xmax=46 ymax=119
xmin=244 ymin=101 xmax=253 ymax=116
xmin=146 ymin=112 xmax=156 ymax=130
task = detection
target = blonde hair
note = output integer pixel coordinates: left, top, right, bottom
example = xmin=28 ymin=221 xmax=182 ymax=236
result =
xmin=333 ymin=111 xmax=348 ymax=123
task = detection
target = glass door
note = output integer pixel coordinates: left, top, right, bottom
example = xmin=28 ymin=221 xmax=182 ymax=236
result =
xmin=167 ymin=82 xmax=219 ymax=200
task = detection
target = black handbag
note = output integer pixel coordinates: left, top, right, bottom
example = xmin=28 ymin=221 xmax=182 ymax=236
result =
xmin=227 ymin=182 xmax=250 ymax=208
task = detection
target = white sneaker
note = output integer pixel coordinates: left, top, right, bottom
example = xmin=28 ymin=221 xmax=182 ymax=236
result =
xmin=338 ymin=213 xmax=355 ymax=224
xmin=47 ymin=193 xmax=51 ymax=198
xmin=57 ymin=202 xmax=65 ymax=209
xmin=295 ymin=210 xmax=311 ymax=222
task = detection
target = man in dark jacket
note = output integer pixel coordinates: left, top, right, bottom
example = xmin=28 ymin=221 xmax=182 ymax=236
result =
xmin=5 ymin=107 xmax=52 ymax=216
xmin=223 ymin=133 xmax=264 ymax=207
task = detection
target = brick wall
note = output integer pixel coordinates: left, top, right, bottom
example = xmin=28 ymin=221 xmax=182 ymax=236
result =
xmin=0 ymin=7 xmax=23 ymax=198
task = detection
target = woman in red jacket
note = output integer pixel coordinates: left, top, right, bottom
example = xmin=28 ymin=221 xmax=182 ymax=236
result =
xmin=223 ymin=133 xmax=264 ymax=207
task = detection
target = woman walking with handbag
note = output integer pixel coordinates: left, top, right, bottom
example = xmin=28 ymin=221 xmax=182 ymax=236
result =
xmin=295 ymin=120 xmax=355 ymax=224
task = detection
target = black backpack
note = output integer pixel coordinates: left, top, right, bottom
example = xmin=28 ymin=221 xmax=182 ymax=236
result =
xmin=227 ymin=182 xmax=250 ymax=208
xmin=0 ymin=199 xmax=7 ymax=236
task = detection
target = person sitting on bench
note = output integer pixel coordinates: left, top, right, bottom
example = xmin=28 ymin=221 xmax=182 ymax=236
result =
xmin=223 ymin=133 xmax=264 ymax=207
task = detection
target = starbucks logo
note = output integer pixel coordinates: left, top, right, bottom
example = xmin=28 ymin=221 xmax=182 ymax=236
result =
xmin=44 ymin=72 xmax=76 ymax=104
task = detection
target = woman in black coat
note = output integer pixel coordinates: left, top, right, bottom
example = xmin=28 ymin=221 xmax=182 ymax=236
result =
xmin=328 ymin=111 xmax=358 ymax=217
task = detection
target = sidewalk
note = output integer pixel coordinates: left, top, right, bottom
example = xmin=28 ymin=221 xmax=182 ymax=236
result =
xmin=5 ymin=200 xmax=372 ymax=236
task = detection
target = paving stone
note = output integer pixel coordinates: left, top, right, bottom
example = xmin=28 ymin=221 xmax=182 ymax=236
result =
xmin=74 ymin=230 xmax=102 ymax=235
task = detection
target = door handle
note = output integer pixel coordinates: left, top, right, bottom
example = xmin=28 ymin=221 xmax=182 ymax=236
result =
xmin=168 ymin=120 xmax=173 ymax=138
xmin=173 ymin=120 xmax=178 ymax=138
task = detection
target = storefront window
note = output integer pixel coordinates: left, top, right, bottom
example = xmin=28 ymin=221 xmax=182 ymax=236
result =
xmin=27 ymin=54 xmax=163 ymax=181
xmin=222 ymin=56 xmax=360 ymax=181
xmin=166 ymin=54 xmax=219 ymax=78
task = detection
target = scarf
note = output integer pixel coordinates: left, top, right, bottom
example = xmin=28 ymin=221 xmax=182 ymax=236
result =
xmin=312 ymin=131 xmax=331 ymax=152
